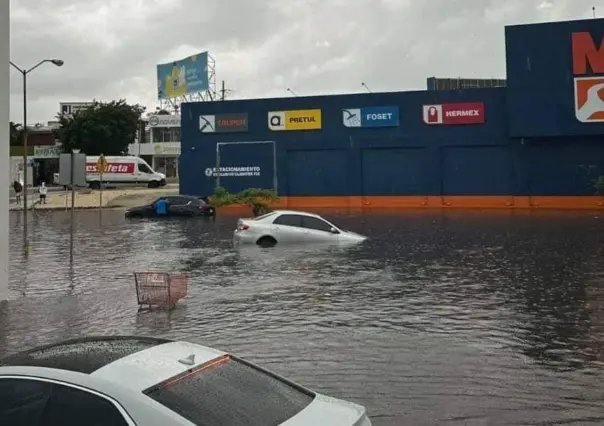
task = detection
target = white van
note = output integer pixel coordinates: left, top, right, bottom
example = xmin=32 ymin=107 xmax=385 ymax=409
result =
xmin=53 ymin=156 xmax=167 ymax=188
xmin=85 ymin=156 xmax=166 ymax=189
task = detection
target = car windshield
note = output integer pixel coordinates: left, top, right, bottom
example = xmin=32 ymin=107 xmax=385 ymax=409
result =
xmin=145 ymin=355 xmax=314 ymax=426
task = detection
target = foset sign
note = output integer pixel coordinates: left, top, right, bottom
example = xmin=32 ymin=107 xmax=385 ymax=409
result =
xmin=86 ymin=163 xmax=135 ymax=174
xmin=422 ymin=102 xmax=485 ymax=125
xmin=572 ymin=31 xmax=604 ymax=123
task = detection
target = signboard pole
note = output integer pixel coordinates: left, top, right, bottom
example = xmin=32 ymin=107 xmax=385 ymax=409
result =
xmin=97 ymin=154 xmax=107 ymax=221
xmin=70 ymin=151 xmax=76 ymax=212
xmin=99 ymin=170 xmax=103 ymax=212
xmin=70 ymin=148 xmax=80 ymax=263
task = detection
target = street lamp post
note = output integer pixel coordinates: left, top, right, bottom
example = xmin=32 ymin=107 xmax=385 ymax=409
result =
xmin=9 ymin=59 xmax=64 ymax=254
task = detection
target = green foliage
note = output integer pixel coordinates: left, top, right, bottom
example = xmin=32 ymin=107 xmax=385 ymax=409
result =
xmin=210 ymin=186 xmax=279 ymax=215
xmin=9 ymin=121 xmax=23 ymax=146
xmin=53 ymin=100 xmax=145 ymax=155
xmin=595 ymin=175 xmax=604 ymax=195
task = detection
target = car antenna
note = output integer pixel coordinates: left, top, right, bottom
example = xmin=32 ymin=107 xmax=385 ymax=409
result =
xmin=178 ymin=354 xmax=196 ymax=366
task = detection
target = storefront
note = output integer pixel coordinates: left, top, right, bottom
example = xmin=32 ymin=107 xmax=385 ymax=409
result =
xmin=152 ymin=142 xmax=180 ymax=179
xmin=179 ymin=17 xmax=604 ymax=210
xmin=33 ymin=145 xmax=61 ymax=186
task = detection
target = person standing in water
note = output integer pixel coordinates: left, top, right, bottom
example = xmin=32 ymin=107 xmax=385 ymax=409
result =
xmin=38 ymin=182 xmax=48 ymax=204
xmin=13 ymin=180 xmax=23 ymax=205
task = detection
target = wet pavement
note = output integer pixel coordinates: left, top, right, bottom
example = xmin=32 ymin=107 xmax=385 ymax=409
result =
xmin=2 ymin=209 xmax=604 ymax=425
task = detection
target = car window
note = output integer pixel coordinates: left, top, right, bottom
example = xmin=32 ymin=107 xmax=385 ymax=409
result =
xmin=38 ymin=382 xmax=129 ymax=426
xmin=145 ymin=355 xmax=313 ymax=426
xmin=0 ymin=378 xmax=51 ymax=426
xmin=166 ymin=196 xmax=188 ymax=206
xmin=301 ymin=216 xmax=333 ymax=233
xmin=138 ymin=163 xmax=152 ymax=174
xmin=272 ymin=214 xmax=303 ymax=227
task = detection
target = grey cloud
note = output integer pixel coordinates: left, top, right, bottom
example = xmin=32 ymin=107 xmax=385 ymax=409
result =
xmin=8 ymin=0 xmax=598 ymax=123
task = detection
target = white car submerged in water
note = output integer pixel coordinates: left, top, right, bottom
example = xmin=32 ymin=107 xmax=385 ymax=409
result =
xmin=0 ymin=336 xmax=372 ymax=426
xmin=233 ymin=210 xmax=367 ymax=247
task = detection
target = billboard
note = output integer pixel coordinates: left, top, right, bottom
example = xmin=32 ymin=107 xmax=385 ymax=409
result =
xmin=268 ymin=109 xmax=322 ymax=131
xmin=422 ymin=102 xmax=485 ymax=125
xmin=157 ymin=52 xmax=209 ymax=99
xmin=342 ymin=106 xmax=399 ymax=128
xmin=60 ymin=102 xmax=94 ymax=116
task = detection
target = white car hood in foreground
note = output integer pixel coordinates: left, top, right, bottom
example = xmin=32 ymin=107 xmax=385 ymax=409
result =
xmin=281 ymin=393 xmax=371 ymax=426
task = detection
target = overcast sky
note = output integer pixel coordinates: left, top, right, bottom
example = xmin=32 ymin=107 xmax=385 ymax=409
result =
xmin=8 ymin=0 xmax=598 ymax=123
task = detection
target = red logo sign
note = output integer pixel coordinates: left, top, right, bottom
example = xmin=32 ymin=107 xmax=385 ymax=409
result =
xmin=422 ymin=102 xmax=485 ymax=125
xmin=572 ymin=32 xmax=604 ymax=123
xmin=86 ymin=163 xmax=135 ymax=173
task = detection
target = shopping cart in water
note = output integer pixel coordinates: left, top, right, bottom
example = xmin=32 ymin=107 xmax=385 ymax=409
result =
xmin=133 ymin=272 xmax=188 ymax=311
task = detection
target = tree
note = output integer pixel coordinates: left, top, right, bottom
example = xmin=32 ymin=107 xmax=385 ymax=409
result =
xmin=54 ymin=100 xmax=145 ymax=155
xmin=9 ymin=121 xmax=23 ymax=146
xmin=595 ymin=175 xmax=604 ymax=195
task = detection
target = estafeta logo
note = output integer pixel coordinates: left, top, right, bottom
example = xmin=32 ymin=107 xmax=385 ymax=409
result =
xmin=572 ymin=32 xmax=604 ymax=122
xmin=86 ymin=163 xmax=134 ymax=173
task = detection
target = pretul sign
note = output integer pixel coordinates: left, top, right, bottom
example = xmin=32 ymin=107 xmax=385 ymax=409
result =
xmin=268 ymin=109 xmax=322 ymax=131
xmin=342 ymin=106 xmax=399 ymax=128
xmin=571 ymin=32 xmax=604 ymax=123
xmin=422 ymin=102 xmax=485 ymax=125
xmin=199 ymin=113 xmax=248 ymax=133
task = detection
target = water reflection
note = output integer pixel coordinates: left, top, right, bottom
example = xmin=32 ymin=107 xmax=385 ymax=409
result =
xmin=2 ymin=209 xmax=604 ymax=424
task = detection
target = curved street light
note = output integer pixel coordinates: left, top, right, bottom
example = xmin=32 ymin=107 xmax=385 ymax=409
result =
xmin=9 ymin=58 xmax=64 ymax=254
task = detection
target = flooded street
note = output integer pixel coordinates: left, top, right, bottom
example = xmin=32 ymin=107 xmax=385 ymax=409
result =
xmin=2 ymin=209 xmax=604 ymax=425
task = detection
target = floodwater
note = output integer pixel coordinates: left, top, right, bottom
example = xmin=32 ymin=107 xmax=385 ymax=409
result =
xmin=2 ymin=209 xmax=604 ymax=425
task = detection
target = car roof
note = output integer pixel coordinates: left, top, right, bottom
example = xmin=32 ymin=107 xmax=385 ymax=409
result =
xmin=0 ymin=336 xmax=227 ymax=390
xmin=0 ymin=336 xmax=232 ymax=425
xmin=0 ymin=336 xmax=170 ymax=373
xmin=270 ymin=210 xmax=323 ymax=219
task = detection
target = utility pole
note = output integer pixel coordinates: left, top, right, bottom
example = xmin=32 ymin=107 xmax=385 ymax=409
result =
xmin=220 ymin=80 xmax=225 ymax=101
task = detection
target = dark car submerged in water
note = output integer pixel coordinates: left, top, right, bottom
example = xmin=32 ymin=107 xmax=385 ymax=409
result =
xmin=125 ymin=195 xmax=215 ymax=219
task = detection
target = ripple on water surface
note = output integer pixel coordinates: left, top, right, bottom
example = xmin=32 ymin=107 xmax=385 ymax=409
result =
xmin=3 ymin=209 xmax=604 ymax=425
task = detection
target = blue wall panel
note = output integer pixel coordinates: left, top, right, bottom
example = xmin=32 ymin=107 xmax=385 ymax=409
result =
xmin=285 ymin=149 xmax=348 ymax=196
xmin=360 ymin=148 xmax=427 ymax=195
xmin=440 ymin=146 xmax=513 ymax=195
xmin=214 ymin=142 xmax=275 ymax=193
xmin=522 ymin=140 xmax=604 ymax=195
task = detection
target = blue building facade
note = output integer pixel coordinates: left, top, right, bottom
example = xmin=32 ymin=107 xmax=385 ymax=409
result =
xmin=180 ymin=17 xmax=604 ymax=209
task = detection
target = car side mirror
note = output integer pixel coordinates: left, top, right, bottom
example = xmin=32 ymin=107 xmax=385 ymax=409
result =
xmin=330 ymin=227 xmax=339 ymax=234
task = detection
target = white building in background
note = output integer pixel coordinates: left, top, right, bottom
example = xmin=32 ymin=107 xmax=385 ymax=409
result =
xmin=129 ymin=114 xmax=181 ymax=180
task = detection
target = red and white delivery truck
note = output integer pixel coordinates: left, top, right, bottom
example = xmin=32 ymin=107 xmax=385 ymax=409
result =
xmin=55 ymin=156 xmax=167 ymax=189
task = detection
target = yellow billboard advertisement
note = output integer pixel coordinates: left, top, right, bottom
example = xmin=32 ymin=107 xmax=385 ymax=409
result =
xmin=268 ymin=109 xmax=322 ymax=131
